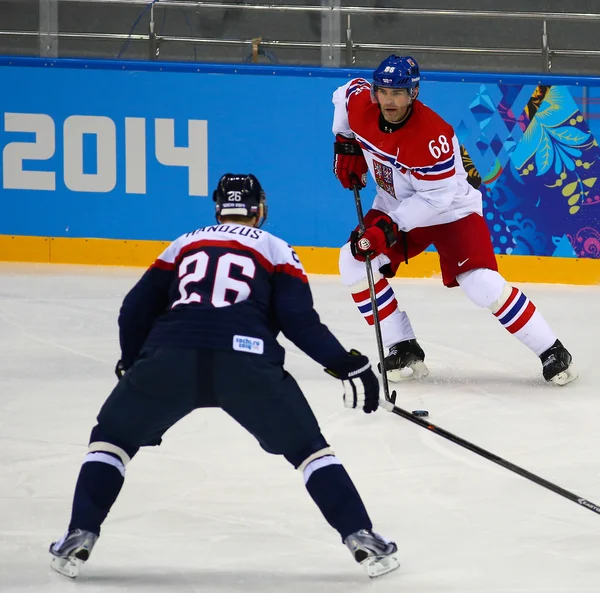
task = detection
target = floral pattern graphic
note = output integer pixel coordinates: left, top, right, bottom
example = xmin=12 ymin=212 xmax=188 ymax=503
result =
xmin=458 ymin=83 xmax=600 ymax=258
xmin=568 ymin=227 xmax=600 ymax=258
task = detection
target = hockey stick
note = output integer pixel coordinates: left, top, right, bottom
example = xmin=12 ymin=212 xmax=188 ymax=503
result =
xmin=352 ymin=184 xmax=397 ymax=405
xmin=379 ymin=397 xmax=600 ymax=517
xmin=350 ymin=192 xmax=598 ymax=516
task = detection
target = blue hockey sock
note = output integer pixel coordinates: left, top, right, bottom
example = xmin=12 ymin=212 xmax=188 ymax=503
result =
xmin=68 ymin=452 xmax=125 ymax=535
xmin=303 ymin=456 xmax=372 ymax=540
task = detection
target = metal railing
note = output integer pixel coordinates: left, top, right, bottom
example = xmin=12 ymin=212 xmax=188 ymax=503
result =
xmin=3 ymin=1 xmax=600 ymax=72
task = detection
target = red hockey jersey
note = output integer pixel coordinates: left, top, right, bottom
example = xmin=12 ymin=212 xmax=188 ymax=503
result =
xmin=332 ymin=78 xmax=482 ymax=231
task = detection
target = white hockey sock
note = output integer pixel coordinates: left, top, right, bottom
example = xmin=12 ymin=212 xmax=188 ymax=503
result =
xmin=351 ymin=277 xmax=416 ymax=349
xmin=458 ymin=269 xmax=557 ymax=357
xmin=492 ymin=286 xmax=556 ymax=356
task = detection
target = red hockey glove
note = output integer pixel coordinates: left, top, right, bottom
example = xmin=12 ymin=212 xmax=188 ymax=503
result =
xmin=333 ymin=134 xmax=368 ymax=189
xmin=350 ymin=214 xmax=398 ymax=261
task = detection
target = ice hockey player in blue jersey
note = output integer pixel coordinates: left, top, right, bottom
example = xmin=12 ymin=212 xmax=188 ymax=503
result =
xmin=49 ymin=173 xmax=400 ymax=580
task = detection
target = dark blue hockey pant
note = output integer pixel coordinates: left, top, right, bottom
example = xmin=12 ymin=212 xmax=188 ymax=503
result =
xmin=93 ymin=347 xmax=327 ymax=466
xmin=75 ymin=347 xmax=372 ymax=539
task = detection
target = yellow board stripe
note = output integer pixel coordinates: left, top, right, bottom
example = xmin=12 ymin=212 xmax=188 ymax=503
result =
xmin=294 ymin=246 xmax=600 ymax=285
xmin=1 ymin=234 xmax=599 ymax=285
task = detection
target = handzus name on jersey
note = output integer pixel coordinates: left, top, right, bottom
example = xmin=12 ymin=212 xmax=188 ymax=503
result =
xmin=1 ymin=112 xmax=208 ymax=195
xmin=189 ymin=224 xmax=262 ymax=239
xmin=233 ymin=335 xmax=264 ymax=355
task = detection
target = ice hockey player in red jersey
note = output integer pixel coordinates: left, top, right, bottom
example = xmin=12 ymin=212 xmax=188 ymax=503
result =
xmin=333 ymin=55 xmax=577 ymax=386
xmin=48 ymin=174 xmax=400 ymax=580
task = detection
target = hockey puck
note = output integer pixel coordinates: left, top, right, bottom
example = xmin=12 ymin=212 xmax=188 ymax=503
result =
xmin=412 ymin=409 xmax=429 ymax=418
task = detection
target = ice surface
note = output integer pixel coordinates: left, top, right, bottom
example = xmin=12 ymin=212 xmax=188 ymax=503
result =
xmin=1 ymin=262 xmax=599 ymax=592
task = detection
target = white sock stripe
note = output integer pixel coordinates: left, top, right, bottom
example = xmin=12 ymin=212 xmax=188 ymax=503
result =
xmin=500 ymin=295 xmax=530 ymax=327
xmin=496 ymin=290 xmax=525 ymax=321
xmin=355 ymin=296 xmax=372 ymax=308
xmin=83 ymin=452 xmax=126 ymax=477
xmin=355 ymin=295 xmax=374 ymax=308
xmin=375 ymin=292 xmax=396 ymax=312
xmin=357 ymin=293 xmax=396 ymax=317
xmin=88 ymin=441 xmax=131 ymax=466
xmin=297 ymin=447 xmax=335 ymax=472
xmin=503 ymin=301 xmax=530 ymax=327
xmin=303 ymin=456 xmax=342 ymax=484
xmin=354 ymin=284 xmax=394 ymax=309
xmin=375 ymin=284 xmax=393 ymax=300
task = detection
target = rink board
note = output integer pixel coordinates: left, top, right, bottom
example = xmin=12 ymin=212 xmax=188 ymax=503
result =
xmin=1 ymin=57 xmax=600 ymax=283
xmin=1 ymin=234 xmax=599 ymax=285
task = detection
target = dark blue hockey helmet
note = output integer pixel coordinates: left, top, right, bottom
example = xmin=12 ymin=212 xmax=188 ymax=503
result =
xmin=213 ymin=173 xmax=267 ymax=227
xmin=372 ymin=55 xmax=420 ymax=99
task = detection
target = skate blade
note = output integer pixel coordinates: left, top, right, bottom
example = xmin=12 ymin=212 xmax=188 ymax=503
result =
xmin=551 ymin=365 xmax=578 ymax=386
xmin=51 ymin=555 xmax=82 ymax=578
xmin=362 ymin=552 xmax=401 ymax=578
xmin=387 ymin=360 xmax=430 ymax=383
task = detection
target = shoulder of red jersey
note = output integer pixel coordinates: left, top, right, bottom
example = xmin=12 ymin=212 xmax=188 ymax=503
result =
xmin=150 ymin=225 xmax=307 ymax=283
xmin=346 ymin=78 xmax=371 ymax=97
xmin=344 ymin=78 xmax=372 ymax=107
xmin=401 ymin=101 xmax=457 ymax=181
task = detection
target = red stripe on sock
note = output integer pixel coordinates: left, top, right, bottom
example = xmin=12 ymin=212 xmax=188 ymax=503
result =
xmin=363 ymin=297 xmax=397 ymax=325
xmin=352 ymin=290 xmax=368 ymax=304
xmin=505 ymin=302 xmax=536 ymax=334
xmin=378 ymin=298 xmax=398 ymax=322
xmin=494 ymin=286 xmax=519 ymax=318
xmin=352 ymin=278 xmax=388 ymax=303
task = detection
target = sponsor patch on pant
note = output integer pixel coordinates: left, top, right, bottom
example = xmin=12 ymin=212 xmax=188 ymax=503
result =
xmin=233 ymin=335 xmax=264 ymax=355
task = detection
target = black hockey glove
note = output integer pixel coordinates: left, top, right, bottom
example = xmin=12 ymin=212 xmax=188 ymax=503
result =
xmin=324 ymin=350 xmax=379 ymax=413
xmin=115 ymin=360 xmax=127 ymax=380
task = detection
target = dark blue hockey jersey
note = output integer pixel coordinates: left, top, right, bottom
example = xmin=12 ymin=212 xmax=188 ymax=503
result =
xmin=118 ymin=223 xmax=348 ymax=369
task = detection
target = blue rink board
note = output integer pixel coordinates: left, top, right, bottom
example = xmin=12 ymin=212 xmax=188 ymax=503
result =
xmin=2 ymin=57 xmax=600 ymax=256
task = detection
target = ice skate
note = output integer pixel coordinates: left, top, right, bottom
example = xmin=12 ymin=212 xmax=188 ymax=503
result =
xmin=378 ymin=339 xmax=429 ymax=382
xmin=344 ymin=529 xmax=400 ymax=578
xmin=49 ymin=529 xmax=98 ymax=578
xmin=540 ymin=339 xmax=577 ymax=386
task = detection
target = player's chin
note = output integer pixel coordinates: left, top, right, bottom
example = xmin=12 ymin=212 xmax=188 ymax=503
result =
xmin=383 ymin=109 xmax=399 ymax=121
